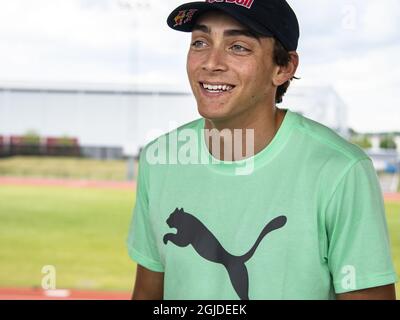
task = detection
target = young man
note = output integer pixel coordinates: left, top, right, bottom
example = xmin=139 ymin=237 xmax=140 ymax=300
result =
xmin=127 ymin=0 xmax=397 ymax=300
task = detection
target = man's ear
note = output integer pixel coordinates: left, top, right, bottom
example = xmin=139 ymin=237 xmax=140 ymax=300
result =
xmin=272 ymin=52 xmax=299 ymax=87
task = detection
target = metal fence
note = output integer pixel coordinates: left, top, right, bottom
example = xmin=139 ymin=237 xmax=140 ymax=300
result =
xmin=0 ymin=135 xmax=124 ymax=160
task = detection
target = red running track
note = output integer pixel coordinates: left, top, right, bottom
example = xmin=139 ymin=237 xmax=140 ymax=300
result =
xmin=0 ymin=177 xmax=135 ymax=190
xmin=0 ymin=288 xmax=130 ymax=300
xmin=384 ymin=193 xmax=400 ymax=202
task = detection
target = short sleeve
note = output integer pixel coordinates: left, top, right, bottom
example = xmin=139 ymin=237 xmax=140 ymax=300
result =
xmin=325 ymin=158 xmax=397 ymax=294
xmin=126 ymin=149 xmax=164 ymax=272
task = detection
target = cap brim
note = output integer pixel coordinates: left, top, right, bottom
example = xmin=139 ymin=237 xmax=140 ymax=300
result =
xmin=167 ymin=2 xmax=274 ymax=37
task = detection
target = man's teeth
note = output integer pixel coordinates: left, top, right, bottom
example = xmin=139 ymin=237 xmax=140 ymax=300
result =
xmin=202 ymin=83 xmax=233 ymax=92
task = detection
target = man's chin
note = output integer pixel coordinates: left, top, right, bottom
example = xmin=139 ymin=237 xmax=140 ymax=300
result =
xmin=197 ymin=105 xmax=229 ymax=121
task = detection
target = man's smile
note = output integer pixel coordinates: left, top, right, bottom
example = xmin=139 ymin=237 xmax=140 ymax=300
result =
xmin=198 ymin=81 xmax=236 ymax=98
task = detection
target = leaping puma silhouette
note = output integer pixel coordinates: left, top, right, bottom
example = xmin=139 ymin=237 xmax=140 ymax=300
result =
xmin=163 ymin=208 xmax=287 ymax=300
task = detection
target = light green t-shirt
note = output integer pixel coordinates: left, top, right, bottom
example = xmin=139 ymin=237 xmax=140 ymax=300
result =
xmin=126 ymin=109 xmax=397 ymax=300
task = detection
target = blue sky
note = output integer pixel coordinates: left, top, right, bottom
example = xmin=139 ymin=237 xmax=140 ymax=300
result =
xmin=0 ymin=0 xmax=399 ymax=132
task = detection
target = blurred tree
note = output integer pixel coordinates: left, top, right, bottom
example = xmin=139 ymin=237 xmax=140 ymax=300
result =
xmin=380 ymin=135 xmax=397 ymax=149
xmin=348 ymin=128 xmax=357 ymax=136
xmin=58 ymin=135 xmax=78 ymax=147
xmin=350 ymin=135 xmax=372 ymax=149
xmin=22 ymin=130 xmax=40 ymax=145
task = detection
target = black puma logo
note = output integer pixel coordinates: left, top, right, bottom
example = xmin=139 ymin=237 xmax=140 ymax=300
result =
xmin=163 ymin=208 xmax=287 ymax=300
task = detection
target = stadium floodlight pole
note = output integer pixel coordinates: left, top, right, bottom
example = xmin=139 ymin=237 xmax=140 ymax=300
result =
xmin=117 ymin=0 xmax=152 ymax=78
xmin=117 ymin=0 xmax=153 ymax=180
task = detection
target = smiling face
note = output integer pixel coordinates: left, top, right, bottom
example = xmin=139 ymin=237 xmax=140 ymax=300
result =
xmin=187 ymin=11 xmax=280 ymax=126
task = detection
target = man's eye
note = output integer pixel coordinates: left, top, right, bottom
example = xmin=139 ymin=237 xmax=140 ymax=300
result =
xmin=191 ymin=40 xmax=207 ymax=49
xmin=231 ymin=44 xmax=250 ymax=53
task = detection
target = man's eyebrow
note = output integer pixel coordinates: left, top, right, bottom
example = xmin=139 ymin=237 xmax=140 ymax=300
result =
xmin=192 ymin=24 xmax=210 ymax=34
xmin=192 ymin=24 xmax=261 ymax=42
xmin=223 ymin=29 xmax=260 ymax=41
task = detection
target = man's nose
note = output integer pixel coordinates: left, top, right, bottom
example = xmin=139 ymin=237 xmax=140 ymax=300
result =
xmin=202 ymin=48 xmax=228 ymax=73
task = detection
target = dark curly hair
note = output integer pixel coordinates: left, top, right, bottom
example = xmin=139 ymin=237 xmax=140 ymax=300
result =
xmin=273 ymin=39 xmax=297 ymax=104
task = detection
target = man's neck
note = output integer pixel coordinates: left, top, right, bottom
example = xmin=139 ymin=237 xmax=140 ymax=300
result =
xmin=204 ymin=107 xmax=286 ymax=161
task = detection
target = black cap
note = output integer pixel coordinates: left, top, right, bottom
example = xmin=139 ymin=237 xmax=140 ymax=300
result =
xmin=167 ymin=0 xmax=300 ymax=51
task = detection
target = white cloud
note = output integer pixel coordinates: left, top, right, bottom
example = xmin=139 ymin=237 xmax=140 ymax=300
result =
xmin=0 ymin=0 xmax=138 ymax=81
xmin=298 ymin=42 xmax=400 ymax=132
xmin=361 ymin=0 xmax=400 ymax=42
xmin=0 ymin=0 xmax=136 ymax=48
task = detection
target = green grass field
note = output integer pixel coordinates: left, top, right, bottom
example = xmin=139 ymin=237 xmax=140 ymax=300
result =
xmin=0 ymin=185 xmax=136 ymax=291
xmin=0 ymin=156 xmax=130 ymax=181
xmin=0 ymin=184 xmax=399 ymax=297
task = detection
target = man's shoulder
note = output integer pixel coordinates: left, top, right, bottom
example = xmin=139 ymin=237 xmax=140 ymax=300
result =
xmin=292 ymin=111 xmax=369 ymax=163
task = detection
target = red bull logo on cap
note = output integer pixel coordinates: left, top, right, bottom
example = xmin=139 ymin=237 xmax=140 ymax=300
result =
xmin=173 ymin=9 xmax=199 ymax=27
xmin=205 ymin=0 xmax=255 ymax=9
